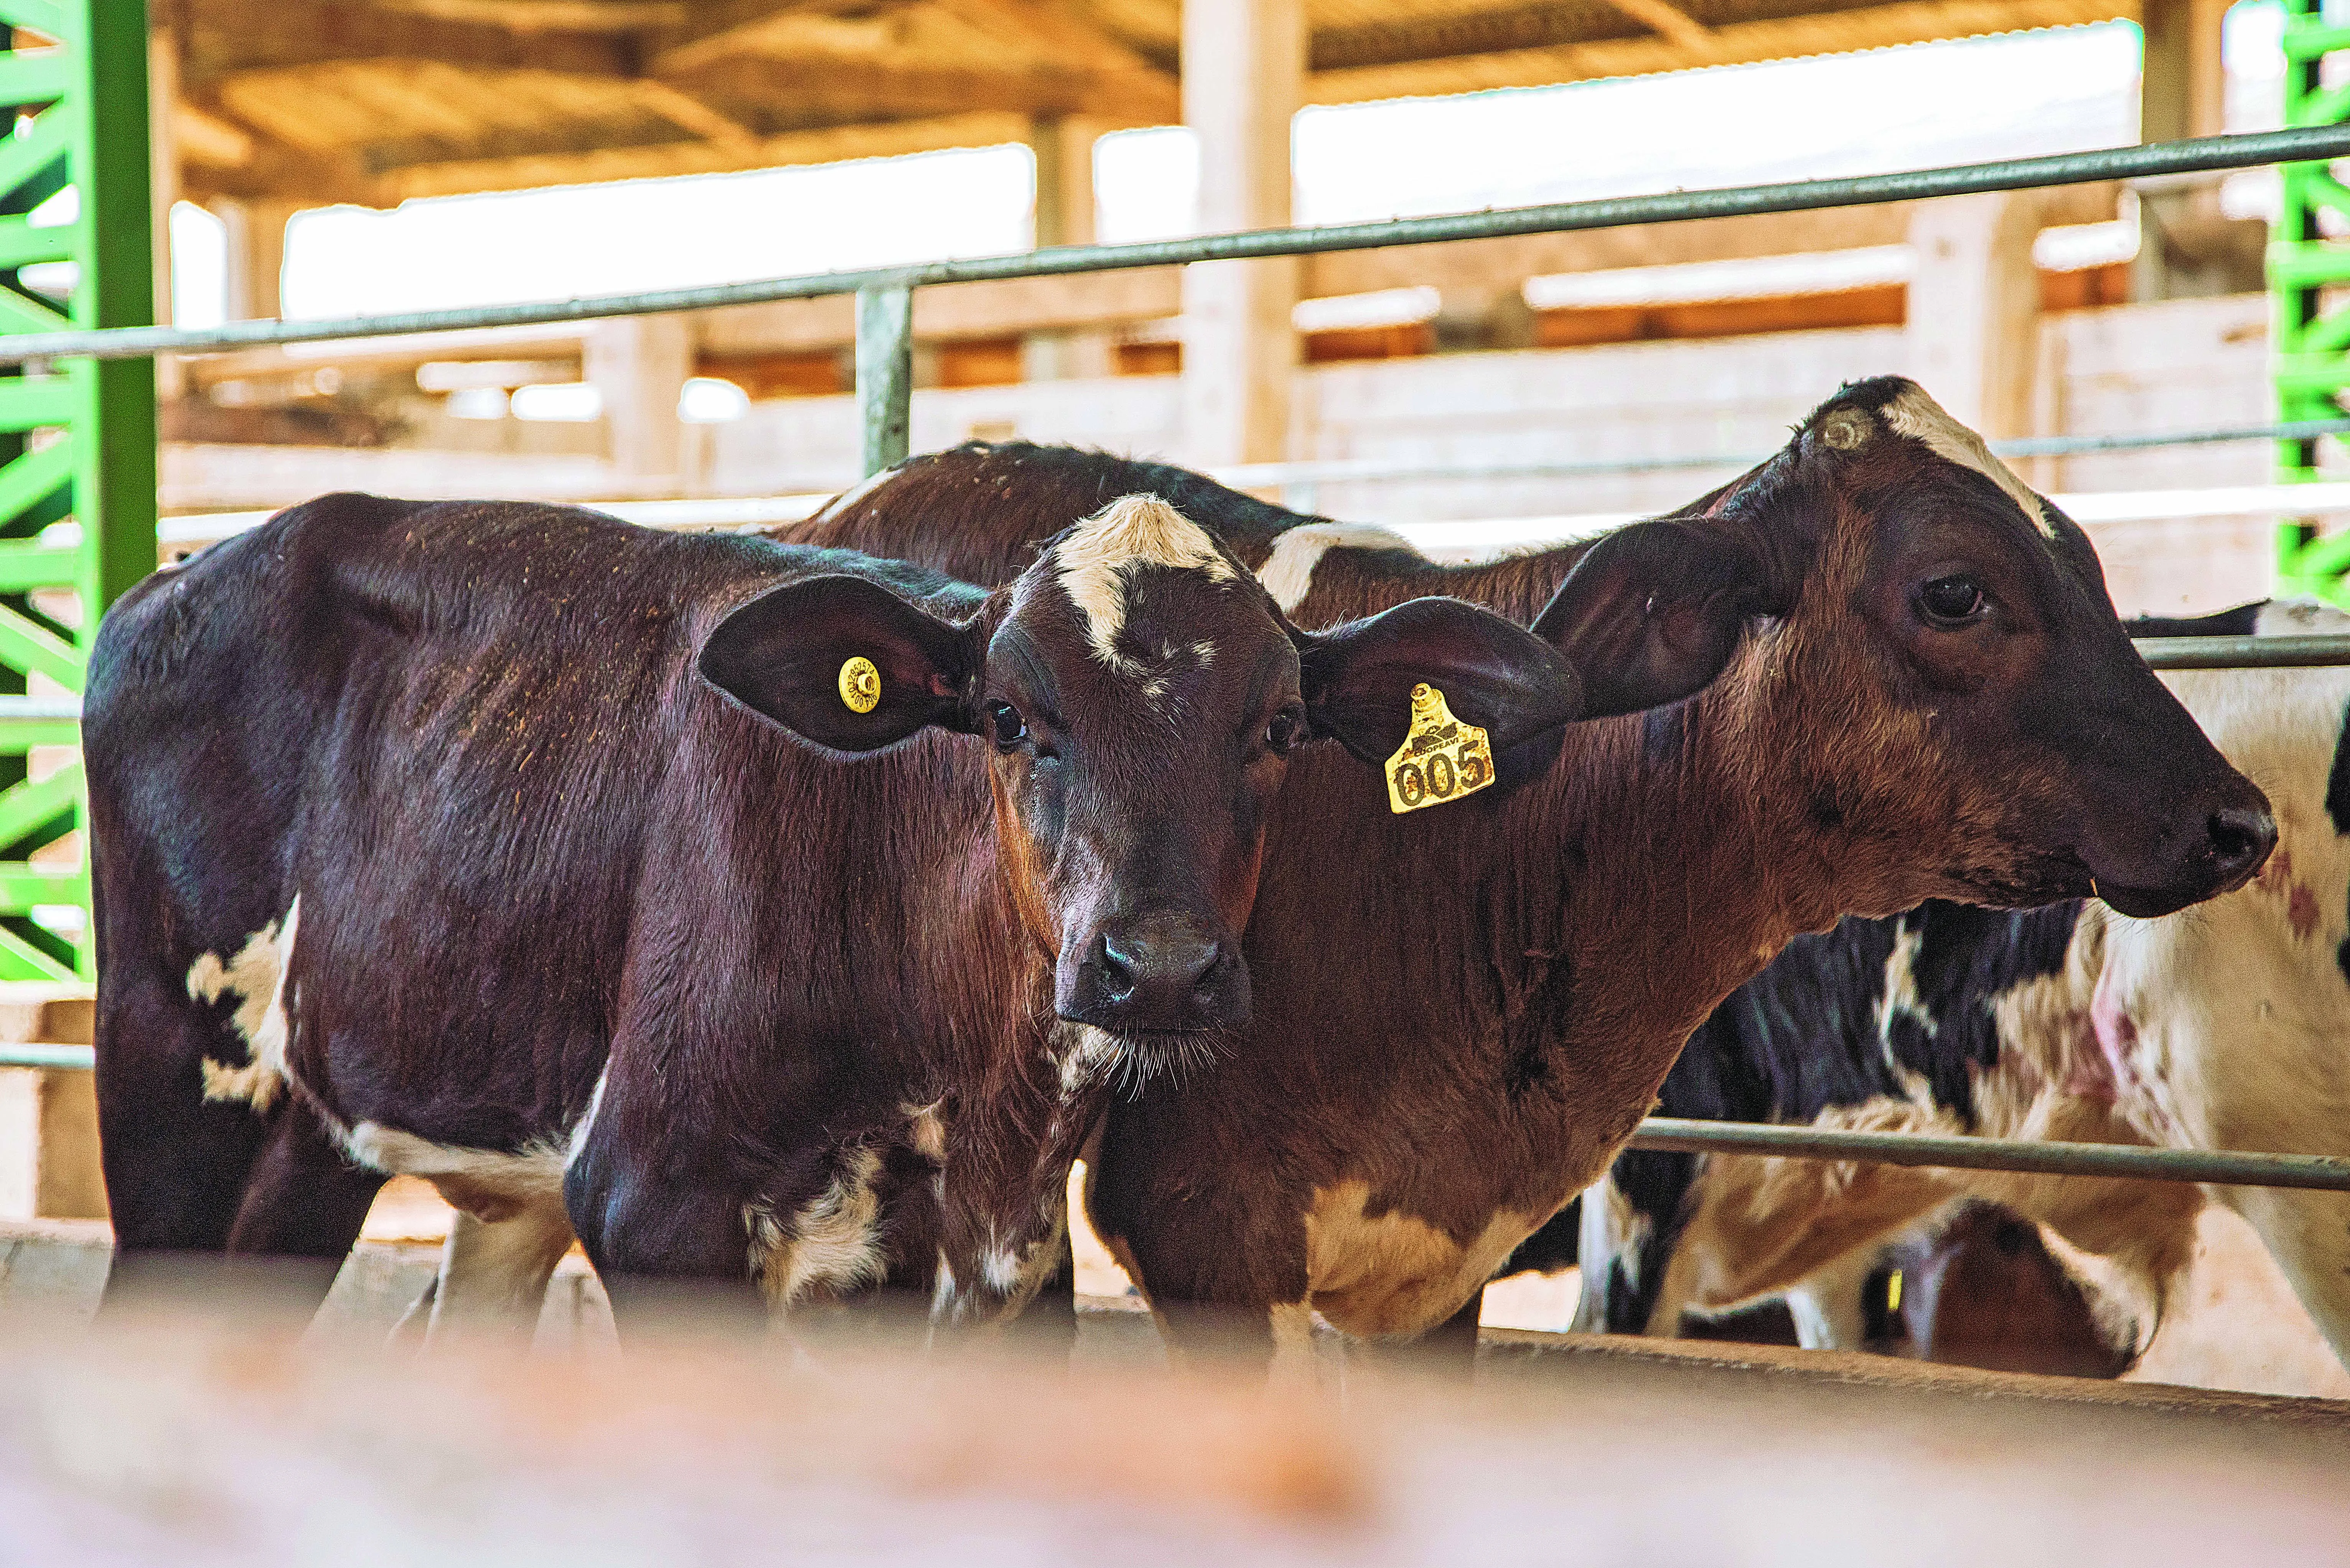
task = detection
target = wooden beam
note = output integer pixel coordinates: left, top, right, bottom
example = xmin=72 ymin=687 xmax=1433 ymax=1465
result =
xmin=666 ymin=53 xmax=1160 ymax=123
xmin=172 ymin=98 xmax=252 ymax=168
xmin=180 ymin=0 xmax=635 ymax=84
xmin=1600 ymin=0 xmax=1714 ymax=53
xmin=1310 ymin=0 xmax=2131 ymax=103
xmin=928 ymin=0 xmax=1178 ymax=120
xmin=632 ymin=80 xmax=765 ymax=156
xmin=648 ymin=0 xmax=835 ymax=75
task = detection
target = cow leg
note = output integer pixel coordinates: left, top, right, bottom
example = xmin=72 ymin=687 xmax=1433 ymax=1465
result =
xmin=1349 ymin=1291 xmax=1484 ymax=1379
xmin=1149 ymin=1295 xmax=1282 ymax=1372
xmin=1780 ymin=1245 xmax=1885 ymax=1350
xmin=218 ymin=1102 xmax=387 ymax=1323
xmin=94 ymin=970 xmax=274 ymax=1312
xmin=423 ymin=1202 xmax=575 ymax=1345
xmin=2222 ymin=1188 xmax=2350 ymax=1371
xmin=567 ymin=1158 xmax=766 ymax=1338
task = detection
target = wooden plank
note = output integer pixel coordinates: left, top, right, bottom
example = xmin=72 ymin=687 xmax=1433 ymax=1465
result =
xmin=181 ymin=0 xmax=633 ymax=82
xmin=1310 ymin=0 xmax=2132 ymax=104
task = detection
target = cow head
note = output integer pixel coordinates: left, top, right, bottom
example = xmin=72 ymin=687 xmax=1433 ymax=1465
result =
xmin=699 ymin=494 xmax=1588 ymax=1077
xmin=1525 ymin=376 xmax=2273 ymax=919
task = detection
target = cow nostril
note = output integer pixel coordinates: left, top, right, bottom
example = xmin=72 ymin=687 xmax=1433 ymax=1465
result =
xmin=1097 ymin=934 xmax=1139 ymax=1002
xmin=1183 ymin=940 xmax=1223 ymax=991
xmin=2207 ymin=805 xmax=2277 ymax=878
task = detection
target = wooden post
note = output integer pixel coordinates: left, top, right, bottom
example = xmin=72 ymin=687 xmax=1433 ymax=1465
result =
xmin=586 ymin=313 xmax=693 ymax=485
xmin=146 ymin=25 xmax=181 ymax=400
xmin=1179 ymin=0 xmax=1302 ymax=468
xmin=216 ymin=198 xmax=296 ymax=321
xmin=1023 ymin=115 xmax=1116 ymax=382
xmin=1905 ymin=193 xmax=2042 ymax=440
xmin=857 ymin=283 xmax=914 ymax=476
xmin=2135 ymin=0 xmax=2232 ymax=301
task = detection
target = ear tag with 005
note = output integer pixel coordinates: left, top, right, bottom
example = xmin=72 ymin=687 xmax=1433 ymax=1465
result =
xmin=838 ymin=655 xmax=882 ymax=715
xmin=1384 ymin=683 xmax=1495 ymax=814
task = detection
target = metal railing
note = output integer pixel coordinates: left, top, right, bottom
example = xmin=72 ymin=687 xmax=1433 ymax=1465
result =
xmin=1628 ymin=1118 xmax=2350 ymax=1192
xmin=14 ymin=124 xmax=2350 ymax=1202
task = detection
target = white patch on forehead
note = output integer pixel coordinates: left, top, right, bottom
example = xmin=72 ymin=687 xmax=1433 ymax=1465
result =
xmin=1256 ymin=523 xmax=1420 ymax=613
xmin=1880 ymin=385 xmax=2053 ymax=539
xmin=187 ymin=895 xmax=301 ymax=1114
xmin=808 ymin=458 xmax=905 ymax=525
xmin=1052 ymin=493 xmax=1236 ymax=667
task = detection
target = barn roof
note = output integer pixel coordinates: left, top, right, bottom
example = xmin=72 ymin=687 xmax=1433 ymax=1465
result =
xmin=165 ymin=0 xmax=2134 ymax=206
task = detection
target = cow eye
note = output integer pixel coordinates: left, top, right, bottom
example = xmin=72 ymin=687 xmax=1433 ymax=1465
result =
xmin=1917 ymin=575 xmax=1987 ymax=626
xmin=1264 ymin=708 xmax=1304 ymax=757
xmin=989 ymin=702 xmax=1028 ymax=750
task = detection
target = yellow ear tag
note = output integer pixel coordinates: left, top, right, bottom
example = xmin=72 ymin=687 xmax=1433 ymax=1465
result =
xmin=838 ymin=655 xmax=882 ymax=715
xmin=1384 ymin=683 xmax=1495 ymax=814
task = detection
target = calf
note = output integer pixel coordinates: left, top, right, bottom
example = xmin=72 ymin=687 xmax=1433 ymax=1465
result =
xmin=2095 ymin=600 xmax=2350 ymax=1369
xmin=1517 ymin=602 xmax=2350 ymax=1374
xmin=797 ymin=376 xmax=2274 ymax=1357
xmin=87 ymin=492 xmax=1618 ymax=1335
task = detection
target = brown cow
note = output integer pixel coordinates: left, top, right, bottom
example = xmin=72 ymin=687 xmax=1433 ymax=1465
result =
xmin=796 ymin=376 xmax=2273 ymax=1360
xmin=84 ymin=490 xmax=1724 ymax=1337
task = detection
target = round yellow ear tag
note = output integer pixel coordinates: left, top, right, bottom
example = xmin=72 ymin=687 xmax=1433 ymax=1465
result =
xmin=838 ymin=655 xmax=882 ymax=714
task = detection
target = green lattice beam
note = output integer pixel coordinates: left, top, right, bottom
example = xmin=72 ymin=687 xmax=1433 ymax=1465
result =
xmin=0 ymin=2 xmax=159 ymax=982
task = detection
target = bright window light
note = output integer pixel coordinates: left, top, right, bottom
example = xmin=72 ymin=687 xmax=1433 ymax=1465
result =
xmin=447 ymin=386 xmax=510 ymax=420
xmin=170 ymin=201 xmax=227 ymax=329
xmin=678 ymin=376 xmax=749 ymax=423
xmin=509 ymin=382 xmax=603 ymax=422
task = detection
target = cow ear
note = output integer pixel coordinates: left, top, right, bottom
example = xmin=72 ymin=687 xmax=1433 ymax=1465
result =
xmin=698 ymin=574 xmax=984 ymax=753
xmin=1530 ymin=517 xmax=1763 ymax=719
xmin=1297 ymin=596 xmax=1583 ymax=765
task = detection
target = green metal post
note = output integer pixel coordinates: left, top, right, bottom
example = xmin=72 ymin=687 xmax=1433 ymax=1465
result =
xmin=0 ymin=0 xmax=156 ymax=982
xmin=2271 ymin=0 xmax=2350 ymax=605
xmin=855 ymin=282 xmax=912 ymax=478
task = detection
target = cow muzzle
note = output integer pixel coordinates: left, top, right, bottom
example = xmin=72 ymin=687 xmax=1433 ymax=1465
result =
xmin=1058 ymin=910 xmax=1250 ymax=1033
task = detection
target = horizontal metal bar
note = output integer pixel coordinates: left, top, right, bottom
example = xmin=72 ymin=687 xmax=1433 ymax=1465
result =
xmin=1626 ymin=1117 xmax=2350 ymax=1192
xmin=0 ymin=1042 xmax=90 ymax=1070
xmin=2133 ymin=634 xmax=2350 ymax=669
xmin=1216 ymin=418 xmax=2350 ymax=491
xmin=0 ymin=127 xmax=2346 ymax=365
xmin=0 ymin=695 xmax=79 ymax=721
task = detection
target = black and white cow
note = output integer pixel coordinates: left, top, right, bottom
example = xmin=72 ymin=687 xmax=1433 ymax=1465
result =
xmin=1515 ymin=600 xmax=2350 ymax=1374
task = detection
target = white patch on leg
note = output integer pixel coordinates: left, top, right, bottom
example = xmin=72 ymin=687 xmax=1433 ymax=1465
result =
xmin=745 ymin=1147 xmax=888 ymax=1309
xmin=188 ymin=895 xmax=301 ymax=1113
xmin=904 ymin=1099 xmax=948 ymax=1163
xmin=1256 ymin=524 xmax=1419 ymax=613
xmin=565 ymin=1068 xmax=609 ymax=1169
xmin=1881 ymin=384 xmax=2053 ymax=539
xmin=427 ymin=1206 xmax=575 ymax=1343
xmin=1053 ymin=494 xmax=1235 ymax=667
xmin=343 ymin=1121 xmax=571 ymax=1214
